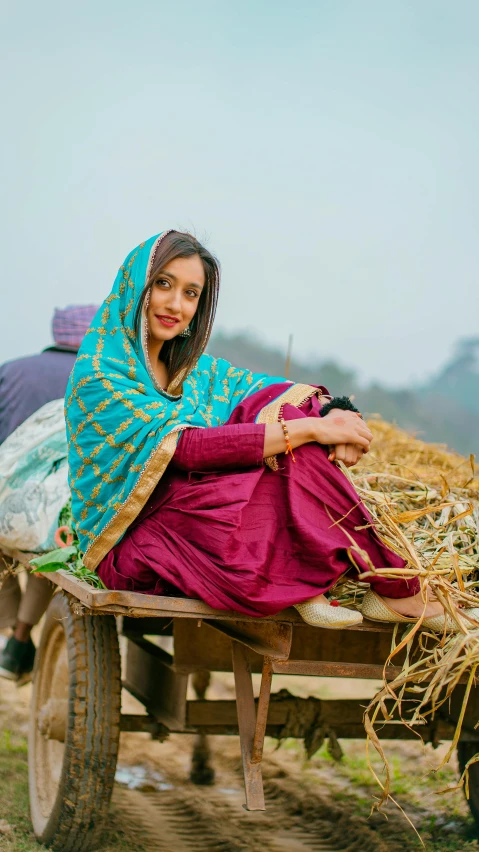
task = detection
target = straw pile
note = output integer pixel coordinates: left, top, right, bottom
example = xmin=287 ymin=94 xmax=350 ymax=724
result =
xmin=343 ymin=417 xmax=479 ymax=824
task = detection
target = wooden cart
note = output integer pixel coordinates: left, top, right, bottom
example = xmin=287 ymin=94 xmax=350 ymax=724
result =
xmin=24 ymin=566 xmax=479 ymax=851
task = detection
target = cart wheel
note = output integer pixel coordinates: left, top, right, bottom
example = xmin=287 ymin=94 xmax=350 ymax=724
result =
xmin=457 ymin=742 xmax=479 ymax=827
xmin=29 ymin=592 xmax=121 ymax=851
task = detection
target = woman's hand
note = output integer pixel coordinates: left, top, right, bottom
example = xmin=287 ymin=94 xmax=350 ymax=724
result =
xmin=314 ymin=409 xmax=373 ymax=454
xmin=329 ymin=443 xmax=364 ymax=467
xmin=262 ymin=410 xmax=372 ymax=461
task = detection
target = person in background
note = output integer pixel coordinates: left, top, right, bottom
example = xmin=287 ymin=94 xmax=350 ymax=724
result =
xmin=0 ymin=304 xmax=98 ymax=683
xmin=0 ymin=304 xmax=98 ymax=443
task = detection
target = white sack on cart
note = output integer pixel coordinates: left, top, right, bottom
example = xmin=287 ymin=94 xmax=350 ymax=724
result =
xmin=0 ymin=399 xmax=69 ymax=553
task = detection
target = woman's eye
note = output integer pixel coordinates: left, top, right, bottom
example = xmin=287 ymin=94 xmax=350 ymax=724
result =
xmin=186 ymin=290 xmax=199 ymax=298
xmin=155 ymin=279 xmax=170 ymax=288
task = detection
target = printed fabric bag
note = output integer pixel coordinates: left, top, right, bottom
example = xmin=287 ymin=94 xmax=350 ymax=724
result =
xmin=0 ymin=399 xmax=69 ymax=553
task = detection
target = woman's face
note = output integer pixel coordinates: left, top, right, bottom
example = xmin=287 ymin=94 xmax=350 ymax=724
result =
xmin=147 ymin=254 xmax=205 ymax=345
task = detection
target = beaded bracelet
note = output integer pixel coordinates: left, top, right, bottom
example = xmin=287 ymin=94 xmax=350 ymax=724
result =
xmin=280 ymin=418 xmax=296 ymax=462
xmin=274 ymin=392 xmax=329 ymax=466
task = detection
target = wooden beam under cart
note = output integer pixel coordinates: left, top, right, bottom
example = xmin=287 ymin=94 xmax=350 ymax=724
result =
xmin=232 ymin=642 xmax=272 ymax=811
xmin=184 ymin=698 xmax=479 ymax=743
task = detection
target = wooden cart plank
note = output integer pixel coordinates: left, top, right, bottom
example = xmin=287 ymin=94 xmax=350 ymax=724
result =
xmin=273 ymin=659 xmax=403 ymax=680
xmin=123 ymin=638 xmax=188 ymax=730
xmin=0 ymin=549 xmax=38 ymax=563
xmin=47 ymin=568 xmax=301 ymax=621
xmin=46 ymin=569 xmax=394 ymax=630
xmin=206 ymin=620 xmax=292 ymax=660
xmin=172 ymin=620 xmax=406 ymax=674
xmin=273 ymin=658 xmax=471 ymax=685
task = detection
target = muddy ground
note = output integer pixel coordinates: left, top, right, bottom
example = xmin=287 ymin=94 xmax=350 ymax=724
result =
xmin=1 ymin=662 xmax=479 ymax=852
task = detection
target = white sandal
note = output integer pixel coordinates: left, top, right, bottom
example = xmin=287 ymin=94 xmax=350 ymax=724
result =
xmin=294 ymin=602 xmax=363 ymax=629
xmin=361 ymin=590 xmax=462 ymax=633
xmin=461 ymin=608 xmax=479 ymax=629
xmin=361 ymin=590 xmax=416 ymax=625
xmin=424 ymin=606 xmax=479 ymax=633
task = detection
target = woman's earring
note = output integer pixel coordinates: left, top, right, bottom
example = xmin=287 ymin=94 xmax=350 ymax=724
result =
xmin=179 ymin=325 xmax=191 ymax=338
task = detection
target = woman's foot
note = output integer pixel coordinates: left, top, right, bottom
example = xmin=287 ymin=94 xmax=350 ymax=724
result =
xmin=361 ymin=589 xmax=462 ymax=633
xmin=379 ymin=589 xmax=444 ymax=619
xmin=303 ymin=593 xmax=329 ymax=606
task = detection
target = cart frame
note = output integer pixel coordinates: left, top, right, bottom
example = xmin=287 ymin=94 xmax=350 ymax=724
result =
xmin=6 ymin=552 xmax=477 ymax=850
xmin=44 ymin=567 xmax=477 ymax=811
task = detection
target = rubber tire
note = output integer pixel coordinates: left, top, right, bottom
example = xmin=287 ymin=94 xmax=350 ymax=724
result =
xmin=457 ymin=742 xmax=479 ymax=828
xmin=29 ymin=592 xmax=121 ymax=851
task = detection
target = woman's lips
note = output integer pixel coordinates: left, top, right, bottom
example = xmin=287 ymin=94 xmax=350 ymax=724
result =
xmin=156 ymin=315 xmax=180 ymax=328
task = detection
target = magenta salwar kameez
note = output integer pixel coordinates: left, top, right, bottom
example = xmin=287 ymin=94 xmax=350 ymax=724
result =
xmin=97 ymin=384 xmax=418 ymax=616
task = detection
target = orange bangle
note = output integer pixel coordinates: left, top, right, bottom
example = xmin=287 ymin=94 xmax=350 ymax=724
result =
xmin=280 ymin=418 xmax=296 ymax=462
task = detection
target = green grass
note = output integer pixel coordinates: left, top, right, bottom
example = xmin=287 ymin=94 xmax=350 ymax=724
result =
xmin=270 ymin=737 xmax=479 ymax=850
xmin=0 ymin=731 xmax=146 ymax=852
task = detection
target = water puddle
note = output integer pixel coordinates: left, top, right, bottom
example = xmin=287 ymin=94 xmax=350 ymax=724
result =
xmin=115 ymin=763 xmax=174 ymax=792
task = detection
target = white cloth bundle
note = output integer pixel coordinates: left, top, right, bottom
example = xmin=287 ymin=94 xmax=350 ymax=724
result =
xmin=0 ymin=399 xmax=69 ymax=553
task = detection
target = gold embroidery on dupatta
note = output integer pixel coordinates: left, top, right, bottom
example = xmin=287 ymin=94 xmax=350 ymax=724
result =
xmin=66 ymin=234 xmax=182 ymax=563
xmin=82 ymin=427 xmax=186 ymax=569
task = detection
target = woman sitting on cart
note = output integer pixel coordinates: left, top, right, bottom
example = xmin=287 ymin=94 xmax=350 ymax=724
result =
xmin=65 ymin=230 xmax=450 ymax=630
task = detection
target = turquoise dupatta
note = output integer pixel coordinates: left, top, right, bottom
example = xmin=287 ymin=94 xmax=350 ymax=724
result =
xmin=65 ymin=233 xmax=286 ymax=568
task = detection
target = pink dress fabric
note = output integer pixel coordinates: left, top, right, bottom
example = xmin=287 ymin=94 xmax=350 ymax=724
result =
xmin=97 ymin=384 xmax=419 ymax=616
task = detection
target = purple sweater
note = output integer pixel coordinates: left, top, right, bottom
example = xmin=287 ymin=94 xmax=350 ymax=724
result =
xmin=0 ymin=348 xmax=76 ymax=444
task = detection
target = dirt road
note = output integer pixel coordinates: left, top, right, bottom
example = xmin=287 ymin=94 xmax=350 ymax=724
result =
xmin=1 ymin=671 xmax=477 ymax=852
xmin=114 ymin=733 xmax=380 ymax=852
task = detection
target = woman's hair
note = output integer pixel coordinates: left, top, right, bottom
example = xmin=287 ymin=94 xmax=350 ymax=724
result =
xmin=134 ymin=230 xmax=220 ymax=388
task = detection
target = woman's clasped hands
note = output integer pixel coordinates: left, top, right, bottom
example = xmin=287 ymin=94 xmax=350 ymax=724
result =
xmin=315 ymin=408 xmax=373 ymax=467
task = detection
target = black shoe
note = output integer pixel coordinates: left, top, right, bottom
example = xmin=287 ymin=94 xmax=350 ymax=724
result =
xmin=0 ymin=636 xmax=36 ymax=685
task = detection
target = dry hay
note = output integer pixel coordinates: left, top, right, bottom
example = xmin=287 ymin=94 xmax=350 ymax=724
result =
xmin=362 ymin=417 xmax=478 ymax=493
xmin=339 ymin=417 xmax=479 ymax=835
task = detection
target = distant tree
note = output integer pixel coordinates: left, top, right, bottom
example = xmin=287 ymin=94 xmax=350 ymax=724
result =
xmin=426 ymin=337 xmax=479 ymax=414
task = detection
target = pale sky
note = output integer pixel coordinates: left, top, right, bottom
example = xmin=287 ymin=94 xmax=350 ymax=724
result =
xmin=1 ymin=0 xmax=478 ymax=386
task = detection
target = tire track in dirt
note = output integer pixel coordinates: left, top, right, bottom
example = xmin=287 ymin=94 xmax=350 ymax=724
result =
xmin=113 ymin=786 xmax=245 ymax=851
xmin=261 ymin=776 xmax=387 ymax=852
xmin=212 ymin=749 xmax=393 ymax=852
xmin=113 ymin=783 xmax=336 ymax=852
xmin=115 ymin=704 xmax=410 ymax=852
xmin=113 ymin=740 xmax=385 ymax=852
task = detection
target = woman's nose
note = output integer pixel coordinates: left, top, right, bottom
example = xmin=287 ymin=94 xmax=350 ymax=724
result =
xmin=166 ymin=287 xmax=182 ymax=313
